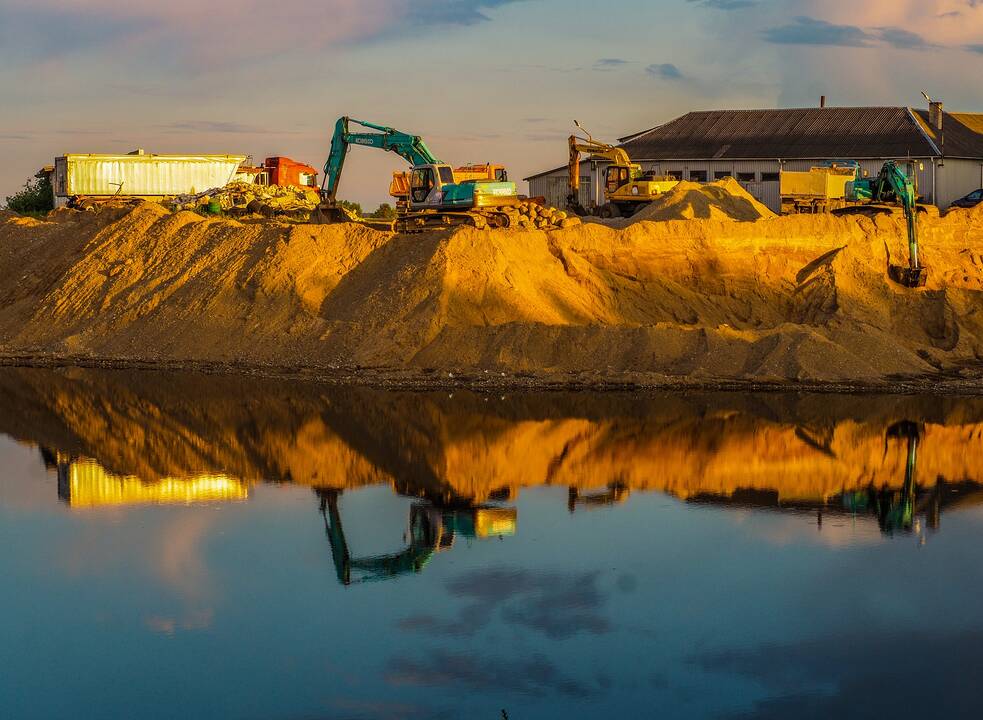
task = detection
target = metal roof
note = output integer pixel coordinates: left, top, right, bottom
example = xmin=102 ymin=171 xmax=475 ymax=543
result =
xmin=912 ymin=110 xmax=983 ymax=158
xmin=618 ymin=107 xmax=954 ymax=160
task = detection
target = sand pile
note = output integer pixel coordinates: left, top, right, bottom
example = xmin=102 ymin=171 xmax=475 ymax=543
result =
xmin=0 ymin=199 xmax=981 ymax=388
xmin=630 ymin=177 xmax=776 ymax=222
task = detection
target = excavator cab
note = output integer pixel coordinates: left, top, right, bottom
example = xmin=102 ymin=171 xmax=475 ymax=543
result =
xmin=605 ymin=166 xmax=632 ymax=195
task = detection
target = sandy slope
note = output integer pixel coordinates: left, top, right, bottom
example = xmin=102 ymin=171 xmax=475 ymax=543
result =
xmin=1 ymin=197 xmax=981 ymax=388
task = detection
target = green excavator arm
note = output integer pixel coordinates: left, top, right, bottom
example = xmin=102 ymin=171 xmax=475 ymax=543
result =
xmin=321 ymin=117 xmax=441 ymax=205
xmin=849 ymin=160 xmax=926 ymax=287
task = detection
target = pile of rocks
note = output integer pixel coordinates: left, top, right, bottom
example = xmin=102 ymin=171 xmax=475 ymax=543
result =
xmin=171 ymin=182 xmax=320 ymax=217
xmin=504 ymin=201 xmax=581 ymax=229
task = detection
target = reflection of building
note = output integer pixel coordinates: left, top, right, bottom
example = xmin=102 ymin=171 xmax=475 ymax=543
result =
xmin=42 ymin=449 xmax=249 ymax=508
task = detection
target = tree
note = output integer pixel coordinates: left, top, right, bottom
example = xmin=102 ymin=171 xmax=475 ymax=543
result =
xmin=337 ymin=200 xmax=362 ymax=217
xmin=369 ymin=203 xmax=397 ymax=219
xmin=5 ymin=173 xmax=54 ymax=214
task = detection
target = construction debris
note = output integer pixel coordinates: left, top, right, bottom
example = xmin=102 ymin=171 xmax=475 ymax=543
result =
xmin=170 ymin=181 xmax=321 ymax=217
xmin=504 ymin=201 xmax=581 ymax=230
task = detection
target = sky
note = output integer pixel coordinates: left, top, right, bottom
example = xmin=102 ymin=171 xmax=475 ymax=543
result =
xmin=1 ymin=0 xmax=982 ymax=208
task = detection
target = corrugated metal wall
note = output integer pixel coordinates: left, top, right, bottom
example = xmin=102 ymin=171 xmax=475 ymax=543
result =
xmin=56 ymin=155 xmax=245 ymax=197
xmin=935 ymin=159 xmax=983 ymax=207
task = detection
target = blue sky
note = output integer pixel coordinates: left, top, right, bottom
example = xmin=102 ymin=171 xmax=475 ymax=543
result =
xmin=1 ymin=0 xmax=981 ymax=207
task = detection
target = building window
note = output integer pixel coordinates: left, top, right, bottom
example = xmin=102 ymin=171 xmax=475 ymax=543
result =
xmin=667 ymin=170 xmax=683 ymax=180
xmin=737 ymin=172 xmax=756 ymax=182
xmin=689 ymin=170 xmax=707 ymax=183
xmin=714 ymin=171 xmax=733 ymax=180
xmin=761 ymin=172 xmax=780 ymax=182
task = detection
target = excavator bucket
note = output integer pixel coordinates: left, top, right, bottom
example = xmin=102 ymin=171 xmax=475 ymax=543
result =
xmin=309 ymin=204 xmax=395 ymax=231
xmin=888 ymin=264 xmax=928 ymax=288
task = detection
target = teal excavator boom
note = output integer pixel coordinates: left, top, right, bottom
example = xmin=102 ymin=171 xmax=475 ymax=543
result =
xmin=314 ymin=116 xmax=519 ymax=232
xmin=848 ymin=160 xmax=927 ymax=288
xmin=321 ymin=117 xmax=440 ymax=206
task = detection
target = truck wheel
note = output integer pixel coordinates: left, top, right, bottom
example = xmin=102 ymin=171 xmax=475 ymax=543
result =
xmin=598 ymin=203 xmax=621 ymax=219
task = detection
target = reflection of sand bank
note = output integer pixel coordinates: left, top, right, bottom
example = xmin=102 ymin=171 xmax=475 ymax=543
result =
xmin=3 ymin=368 xmax=983 ymax=507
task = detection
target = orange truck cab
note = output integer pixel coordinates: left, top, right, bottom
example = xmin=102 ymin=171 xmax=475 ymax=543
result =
xmin=264 ymin=157 xmax=318 ymax=189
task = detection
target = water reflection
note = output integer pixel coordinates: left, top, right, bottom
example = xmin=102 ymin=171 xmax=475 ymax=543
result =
xmin=42 ymin=448 xmax=248 ymax=508
xmin=4 ymin=367 xmax=983 ymax=553
xmin=4 ymin=368 xmax=983 ymax=718
xmin=319 ymin=489 xmax=517 ymax=585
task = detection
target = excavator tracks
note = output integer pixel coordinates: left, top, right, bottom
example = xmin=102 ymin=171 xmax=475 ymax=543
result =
xmin=395 ymin=209 xmax=513 ymax=233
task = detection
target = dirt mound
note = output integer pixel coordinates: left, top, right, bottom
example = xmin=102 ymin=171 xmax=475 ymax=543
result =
xmin=630 ymin=177 xmax=776 ymax=222
xmin=0 ymin=201 xmax=981 ymax=388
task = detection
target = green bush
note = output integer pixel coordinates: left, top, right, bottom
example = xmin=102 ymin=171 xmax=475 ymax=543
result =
xmin=369 ymin=202 xmax=397 ymax=219
xmin=5 ymin=173 xmax=54 ymax=214
xmin=338 ymin=199 xmax=362 ymax=216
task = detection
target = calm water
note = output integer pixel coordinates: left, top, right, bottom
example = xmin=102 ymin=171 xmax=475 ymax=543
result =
xmin=2 ymin=368 xmax=983 ymax=719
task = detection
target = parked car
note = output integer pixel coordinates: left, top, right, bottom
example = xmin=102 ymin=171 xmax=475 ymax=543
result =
xmin=951 ymin=189 xmax=983 ymax=209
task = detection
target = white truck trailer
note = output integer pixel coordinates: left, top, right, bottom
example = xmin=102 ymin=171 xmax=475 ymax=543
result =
xmin=51 ymin=150 xmax=245 ymax=208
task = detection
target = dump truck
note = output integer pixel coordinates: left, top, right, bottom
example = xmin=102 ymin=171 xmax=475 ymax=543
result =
xmin=779 ymin=162 xmax=859 ymax=214
xmin=51 ymin=150 xmax=245 ymax=208
xmin=234 ymin=156 xmax=319 ymax=190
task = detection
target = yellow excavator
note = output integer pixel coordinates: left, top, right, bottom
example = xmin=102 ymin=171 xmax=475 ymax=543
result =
xmin=567 ymin=121 xmax=678 ymax=218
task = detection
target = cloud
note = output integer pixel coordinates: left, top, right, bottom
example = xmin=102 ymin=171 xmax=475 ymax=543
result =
xmin=696 ymin=628 xmax=983 ymax=719
xmin=646 ymin=63 xmax=684 ymax=80
xmin=387 ymin=649 xmax=597 ymax=698
xmin=594 ymin=58 xmax=630 ymax=71
xmin=762 ymin=16 xmax=874 ymax=47
xmin=687 ymin=0 xmax=757 ymax=8
xmin=0 ymin=0 xmax=534 ymax=68
xmin=398 ymin=567 xmax=611 ymax=640
xmin=159 ymin=121 xmax=292 ymax=135
xmin=406 ymin=0 xmax=529 ymax=25
xmin=876 ymin=27 xmax=937 ymax=49
xmin=967 ymin=43 xmax=983 ymax=53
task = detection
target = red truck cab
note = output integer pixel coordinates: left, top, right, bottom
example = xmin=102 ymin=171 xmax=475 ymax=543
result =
xmin=264 ymin=157 xmax=318 ymax=189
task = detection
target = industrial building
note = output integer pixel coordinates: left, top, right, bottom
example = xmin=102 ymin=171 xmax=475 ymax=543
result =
xmin=525 ymin=106 xmax=983 ymax=212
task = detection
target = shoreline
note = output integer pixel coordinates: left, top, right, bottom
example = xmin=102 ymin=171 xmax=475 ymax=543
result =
xmin=3 ymin=352 xmax=982 ymax=396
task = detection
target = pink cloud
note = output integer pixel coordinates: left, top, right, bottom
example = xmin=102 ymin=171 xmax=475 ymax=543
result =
xmin=810 ymin=0 xmax=983 ymax=46
xmin=4 ymin=0 xmax=405 ymax=65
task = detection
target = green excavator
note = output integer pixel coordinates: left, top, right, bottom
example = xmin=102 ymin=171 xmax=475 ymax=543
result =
xmin=845 ymin=160 xmax=928 ymax=288
xmin=314 ymin=116 xmax=519 ymax=232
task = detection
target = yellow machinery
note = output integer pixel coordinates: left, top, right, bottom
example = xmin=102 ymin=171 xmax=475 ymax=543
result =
xmin=780 ymin=162 xmax=859 ymax=214
xmin=568 ymin=121 xmax=678 ymax=218
xmin=44 ymin=449 xmax=248 ymax=508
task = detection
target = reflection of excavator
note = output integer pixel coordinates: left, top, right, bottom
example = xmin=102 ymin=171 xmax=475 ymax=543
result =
xmin=314 ymin=117 xmax=519 ymax=232
xmin=567 ymin=120 xmax=678 ymax=218
xmin=317 ymin=489 xmax=517 ymax=586
xmin=845 ymin=160 xmax=927 ymax=288
xmin=568 ymin=482 xmax=630 ymax=512
xmin=688 ymin=421 xmax=967 ymax=538
xmin=841 ymin=421 xmax=936 ymax=535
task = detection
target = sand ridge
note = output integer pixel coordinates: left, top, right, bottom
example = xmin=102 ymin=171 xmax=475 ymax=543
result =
xmin=0 ymin=198 xmax=981 ymax=388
